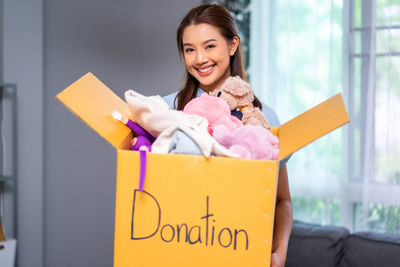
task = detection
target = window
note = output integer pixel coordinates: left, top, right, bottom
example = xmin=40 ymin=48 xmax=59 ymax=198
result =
xmin=250 ymin=0 xmax=400 ymax=233
xmin=348 ymin=0 xmax=400 ymax=233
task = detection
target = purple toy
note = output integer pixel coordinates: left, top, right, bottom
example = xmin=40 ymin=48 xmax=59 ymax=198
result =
xmin=112 ymin=110 xmax=155 ymax=151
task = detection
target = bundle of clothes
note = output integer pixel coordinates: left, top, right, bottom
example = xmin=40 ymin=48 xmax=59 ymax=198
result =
xmin=113 ymin=76 xmax=279 ymax=161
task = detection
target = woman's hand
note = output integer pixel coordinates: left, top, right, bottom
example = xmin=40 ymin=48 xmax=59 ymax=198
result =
xmin=270 ymin=251 xmax=284 ymax=267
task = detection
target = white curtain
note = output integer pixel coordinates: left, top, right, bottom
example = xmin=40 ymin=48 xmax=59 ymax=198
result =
xmin=250 ymin=0 xmax=400 ymax=233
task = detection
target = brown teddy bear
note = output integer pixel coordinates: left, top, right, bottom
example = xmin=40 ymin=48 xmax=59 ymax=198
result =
xmin=210 ymin=76 xmax=271 ymax=131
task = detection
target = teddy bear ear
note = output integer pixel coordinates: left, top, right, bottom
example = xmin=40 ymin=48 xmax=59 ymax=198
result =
xmin=233 ymin=85 xmax=251 ymax=96
xmin=222 ymin=76 xmax=253 ymax=97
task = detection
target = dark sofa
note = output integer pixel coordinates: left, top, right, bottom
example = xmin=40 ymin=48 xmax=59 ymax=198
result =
xmin=286 ymin=221 xmax=400 ymax=267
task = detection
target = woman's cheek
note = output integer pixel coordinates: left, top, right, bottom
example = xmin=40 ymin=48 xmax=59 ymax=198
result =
xmin=185 ymin=56 xmax=194 ymax=69
xmin=183 ymin=54 xmax=190 ymax=64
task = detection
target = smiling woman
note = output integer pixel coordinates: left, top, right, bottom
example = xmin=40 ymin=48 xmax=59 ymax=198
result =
xmin=181 ymin=23 xmax=239 ymax=93
xmin=162 ymin=4 xmax=294 ymax=267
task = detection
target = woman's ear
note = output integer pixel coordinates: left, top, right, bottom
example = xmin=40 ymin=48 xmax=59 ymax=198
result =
xmin=229 ymin=36 xmax=240 ymax=56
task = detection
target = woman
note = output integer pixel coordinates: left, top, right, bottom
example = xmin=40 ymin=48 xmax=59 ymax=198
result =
xmin=164 ymin=4 xmax=293 ymax=266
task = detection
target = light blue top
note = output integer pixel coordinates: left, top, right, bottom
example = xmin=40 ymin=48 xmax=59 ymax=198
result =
xmin=162 ymin=88 xmax=289 ymax=166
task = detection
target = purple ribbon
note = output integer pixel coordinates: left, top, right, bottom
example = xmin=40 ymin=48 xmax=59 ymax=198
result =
xmin=139 ymin=150 xmax=147 ymax=191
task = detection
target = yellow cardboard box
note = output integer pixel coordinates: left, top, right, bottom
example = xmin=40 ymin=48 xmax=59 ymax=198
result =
xmin=56 ymin=73 xmax=349 ymax=267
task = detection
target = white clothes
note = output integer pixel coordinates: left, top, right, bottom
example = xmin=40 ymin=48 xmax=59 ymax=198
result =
xmin=124 ymin=90 xmax=238 ymax=158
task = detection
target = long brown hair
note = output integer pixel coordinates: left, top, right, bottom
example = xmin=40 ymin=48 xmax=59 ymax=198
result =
xmin=175 ymin=4 xmax=262 ymax=110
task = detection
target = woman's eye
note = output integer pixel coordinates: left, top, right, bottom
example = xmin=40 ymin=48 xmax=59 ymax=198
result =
xmin=206 ymin=45 xmax=215 ymax=49
xmin=185 ymin=48 xmax=194 ymax=53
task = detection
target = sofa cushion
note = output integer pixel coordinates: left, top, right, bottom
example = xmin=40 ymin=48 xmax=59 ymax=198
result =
xmin=286 ymin=220 xmax=349 ymax=267
xmin=341 ymin=231 xmax=400 ymax=267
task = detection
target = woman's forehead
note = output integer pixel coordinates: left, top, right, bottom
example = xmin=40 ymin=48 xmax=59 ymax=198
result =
xmin=182 ymin=23 xmax=224 ymax=44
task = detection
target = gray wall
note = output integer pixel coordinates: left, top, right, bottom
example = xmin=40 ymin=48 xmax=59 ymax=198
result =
xmin=3 ymin=0 xmax=200 ymax=267
xmin=3 ymin=0 xmax=44 ymax=266
xmin=0 ymin=0 xmax=3 ymax=83
xmin=44 ymin=1 xmax=199 ymax=267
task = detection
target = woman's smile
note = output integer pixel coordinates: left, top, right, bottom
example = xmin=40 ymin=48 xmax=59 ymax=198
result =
xmin=196 ymin=64 xmax=216 ymax=76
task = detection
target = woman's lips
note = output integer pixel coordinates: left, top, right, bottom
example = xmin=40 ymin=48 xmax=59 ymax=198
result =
xmin=197 ymin=65 xmax=215 ymax=76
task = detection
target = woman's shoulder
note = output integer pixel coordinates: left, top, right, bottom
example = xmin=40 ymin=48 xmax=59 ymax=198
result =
xmin=260 ymin=101 xmax=281 ymax=127
xmin=260 ymin=101 xmax=290 ymax=166
xmin=162 ymin=91 xmax=178 ymax=109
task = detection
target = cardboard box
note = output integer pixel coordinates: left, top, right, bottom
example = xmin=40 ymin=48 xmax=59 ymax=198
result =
xmin=57 ymin=73 xmax=349 ymax=267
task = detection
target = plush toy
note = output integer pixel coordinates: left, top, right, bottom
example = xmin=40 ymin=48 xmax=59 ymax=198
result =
xmin=210 ymin=76 xmax=271 ymax=131
xmin=112 ymin=110 xmax=155 ymax=151
xmin=183 ymin=92 xmax=243 ymax=134
xmin=183 ymin=92 xmax=279 ymax=160
xmin=212 ymin=124 xmax=279 ymax=160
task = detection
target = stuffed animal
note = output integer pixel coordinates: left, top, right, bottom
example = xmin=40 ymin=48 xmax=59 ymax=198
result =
xmin=112 ymin=110 xmax=155 ymax=151
xmin=183 ymin=92 xmax=279 ymax=160
xmin=212 ymin=124 xmax=279 ymax=160
xmin=183 ymin=92 xmax=243 ymax=134
xmin=210 ymin=76 xmax=271 ymax=131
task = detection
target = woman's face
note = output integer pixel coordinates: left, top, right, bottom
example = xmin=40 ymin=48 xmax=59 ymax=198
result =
xmin=182 ymin=23 xmax=239 ymax=92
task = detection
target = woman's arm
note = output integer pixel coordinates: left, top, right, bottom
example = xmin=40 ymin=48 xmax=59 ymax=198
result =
xmin=271 ymin=164 xmax=293 ymax=267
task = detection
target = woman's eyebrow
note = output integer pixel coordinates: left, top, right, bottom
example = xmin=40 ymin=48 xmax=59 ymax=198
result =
xmin=183 ymin=39 xmax=217 ymax=47
xmin=203 ymin=39 xmax=216 ymax=44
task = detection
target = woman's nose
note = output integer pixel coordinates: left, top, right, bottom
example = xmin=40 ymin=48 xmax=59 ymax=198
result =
xmin=195 ymin=50 xmax=207 ymax=65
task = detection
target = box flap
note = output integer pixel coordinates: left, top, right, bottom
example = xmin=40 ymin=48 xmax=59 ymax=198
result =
xmin=56 ymin=72 xmax=132 ymax=149
xmin=278 ymin=93 xmax=349 ymax=161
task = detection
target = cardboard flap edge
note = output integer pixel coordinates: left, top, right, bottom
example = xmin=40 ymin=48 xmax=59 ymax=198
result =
xmin=277 ymin=93 xmax=350 ymax=161
xmin=56 ymin=72 xmax=132 ymax=149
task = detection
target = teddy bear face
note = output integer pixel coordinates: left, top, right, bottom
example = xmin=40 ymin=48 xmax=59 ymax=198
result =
xmin=210 ymin=76 xmax=254 ymax=110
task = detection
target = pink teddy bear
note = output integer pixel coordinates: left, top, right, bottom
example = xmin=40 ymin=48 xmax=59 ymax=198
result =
xmin=183 ymin=93 xmax=279 ymax=160
xmin=183 ymin=93 xmax=243 ymax=134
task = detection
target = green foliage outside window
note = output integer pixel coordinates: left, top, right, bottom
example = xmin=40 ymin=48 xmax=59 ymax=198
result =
xmin=293 ymin=197 xmax=341 ymax=226
xmin=355 ymin=203 xmax=400 ymax=234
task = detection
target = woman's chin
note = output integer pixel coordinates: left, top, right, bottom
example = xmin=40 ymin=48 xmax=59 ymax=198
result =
xmin=198 ymin=81 xmax=216 ymax=92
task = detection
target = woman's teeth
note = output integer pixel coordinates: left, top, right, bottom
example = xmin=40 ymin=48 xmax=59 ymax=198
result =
xmin=199 ymin=65 xmax=214 ymax=73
